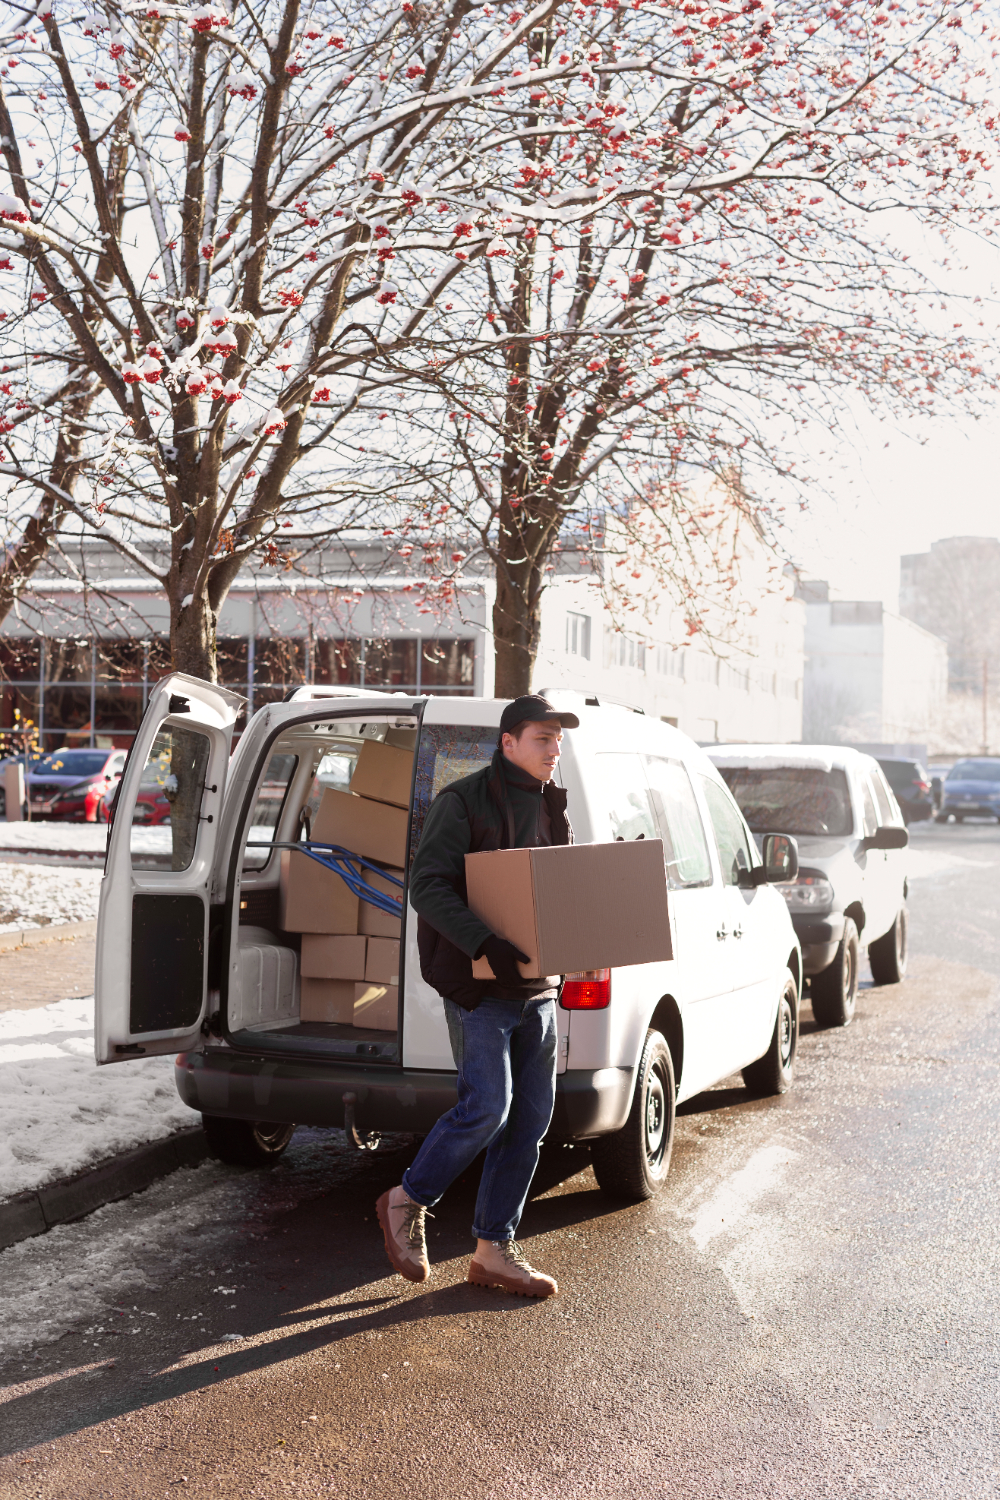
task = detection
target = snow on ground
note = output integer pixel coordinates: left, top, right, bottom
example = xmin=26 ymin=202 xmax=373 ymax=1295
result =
xmin=0 ymin=822 xmax=173 ymax=855
xmin=0 ymin=995 xmax=198 ymax=1203
xmin=0 ymin=862 xmax=103 ymax=930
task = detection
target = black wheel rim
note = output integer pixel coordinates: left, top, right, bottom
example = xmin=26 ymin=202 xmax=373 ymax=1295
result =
xmin=843 ymin=943 xmax=856 ymax=1009
xmin=644 ymin=1061 xmax=669 ymax=1173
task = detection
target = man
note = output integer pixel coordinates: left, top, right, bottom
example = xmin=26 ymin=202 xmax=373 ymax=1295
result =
xmin=375 ymin=694 xmax=579 ymax=1300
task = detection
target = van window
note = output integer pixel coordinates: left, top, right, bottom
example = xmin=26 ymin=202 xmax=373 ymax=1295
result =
xmin=411 ymin=724 xmax=498 ymax=860
xmin=299 ymin=741 xmax=363 ymax=835
xmin=699 ymin=776 xmax=755 ymax=886
xmin=242 ymin=752 xmax=298 ymax=870
xmin=593 ymin=753 xmax=658 ymax=842
xmin=870 ymin=769 xmax=899 ymax=827
xmin=859 ymin=777 xmax=878 ymax=838
xmin=131 ymin=725 xmax=210 ymax=872
xmin=644 ymin=756 xmax=713 ymax=888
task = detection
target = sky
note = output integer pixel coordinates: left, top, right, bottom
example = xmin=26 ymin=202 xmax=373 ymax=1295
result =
xmin=778 ymin=215 xmax=1000 ymax=613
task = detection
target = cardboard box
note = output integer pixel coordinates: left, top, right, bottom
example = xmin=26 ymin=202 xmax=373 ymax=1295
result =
xmin=313 ymin=787 xmax=408 ymax=867
xmin=358 ymin=865 xmax=405 ymax=939
xmin=279 ymin=848 xmax=359 ymax=935
xmin=300 ymin=976 xmax=356 ymax=1024
xmin=466 ymin=840 xmax=672 ymax=980
xmin=353 ymin=981 xmax=397 ymax=1032
xmin=301 ymin=933 xmax=368 ymax=981
xmin=349 ymin=738 xmax=413 ymax=809
xmin=365 ymin=937 xmax=400 ymax=986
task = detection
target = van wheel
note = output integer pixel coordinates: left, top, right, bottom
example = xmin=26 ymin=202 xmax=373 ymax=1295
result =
xmin=810 ymin=917 xmax=859 ymax=1028
xmin=591 ymin=1030 xmax=675 ymax=1202
xmin=201 ymin=1116 xmax=295 ymax=1168
xmin=742 ymin=973 xmax=798 ymax=1096
xmin=868 ymin=905 xmax=908 ymax=986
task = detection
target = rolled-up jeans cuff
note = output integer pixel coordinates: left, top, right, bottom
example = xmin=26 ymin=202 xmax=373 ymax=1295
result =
xmin=399 ymin=1170 xmax=438 ymax=1210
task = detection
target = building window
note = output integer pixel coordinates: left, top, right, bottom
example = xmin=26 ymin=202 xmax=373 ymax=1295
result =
xmin=723 ymin=662 xmax=750 ymax=692
xmin=778 ymin=676 xmax=801 ymax=700
xmin=656 ymin=646 xmax=685 ymax=679
xmin=565 ymin=612 xmax=591 ymax=660
xmin=691 ymin=652 xmax=718 ymax=685
xmin=603 ymin=627 xmax=646 ymax=672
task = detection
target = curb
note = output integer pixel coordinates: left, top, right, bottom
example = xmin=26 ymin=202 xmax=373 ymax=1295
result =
xmin=0 ymin=918 xmax=98 ymax=953
xmin=0 ymin=1128 xmax=209 ymax=1253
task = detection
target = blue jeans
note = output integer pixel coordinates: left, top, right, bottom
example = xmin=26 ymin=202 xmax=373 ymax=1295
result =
xmin=401 ymin=995 xmax=558 ymax=1241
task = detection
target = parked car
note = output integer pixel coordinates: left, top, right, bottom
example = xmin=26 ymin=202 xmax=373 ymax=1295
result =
xmin=99 ymin=753 xmax=171 ymax=825
xmin=928 ymin=764 xmax=953 ymax=814
xmin=95 ymin=675 xmax=803 ymax=1202
xmin=26 ymin=747 xmax=127 ymax=821
xmin=877 ymin=758 xmax=933 ymax=824
xmin=936 ymin=757 xmax=1000 ymax=822
xmin=706 ymin=745 xmax=909 ymax=1028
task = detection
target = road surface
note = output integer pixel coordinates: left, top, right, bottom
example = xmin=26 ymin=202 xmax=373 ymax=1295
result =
xmin=1 ymin=820 xmax=997 ymax=1498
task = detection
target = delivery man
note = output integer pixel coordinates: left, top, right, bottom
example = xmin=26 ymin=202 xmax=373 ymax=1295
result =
xmin=376 ymin=694 xmax=579 ymax=1299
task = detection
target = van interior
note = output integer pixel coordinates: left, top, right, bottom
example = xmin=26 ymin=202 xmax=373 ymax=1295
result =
xmin=226 ymin=714 xmax=419 ymax=1063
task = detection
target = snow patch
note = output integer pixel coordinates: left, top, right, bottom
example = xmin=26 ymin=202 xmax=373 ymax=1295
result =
xmin=0 ymin=861 xmax=103 ymax=929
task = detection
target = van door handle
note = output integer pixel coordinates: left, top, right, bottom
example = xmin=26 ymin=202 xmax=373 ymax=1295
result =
xmin=716 ymin=923 xmax=728 ymax=942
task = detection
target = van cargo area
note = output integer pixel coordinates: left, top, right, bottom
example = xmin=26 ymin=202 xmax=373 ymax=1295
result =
xmin=225 ymin=717 xmax=416 ymax=1063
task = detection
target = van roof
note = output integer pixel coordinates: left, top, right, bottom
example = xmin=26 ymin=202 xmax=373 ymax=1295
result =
xmin=705 ymin=744 xmax=877 ymax=774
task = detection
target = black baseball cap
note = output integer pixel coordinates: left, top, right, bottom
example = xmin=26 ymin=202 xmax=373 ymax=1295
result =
xmin=498 ymin=694 xmax=580 ymax=735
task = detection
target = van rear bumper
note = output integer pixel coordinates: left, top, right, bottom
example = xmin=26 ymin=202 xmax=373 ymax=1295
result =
xmin=175 ymin=1051 xmax=634 ymax=1142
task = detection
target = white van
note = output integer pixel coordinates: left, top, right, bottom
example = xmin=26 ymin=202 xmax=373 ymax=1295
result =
xmin=95 ymin=676 xmax=802 ymax=1201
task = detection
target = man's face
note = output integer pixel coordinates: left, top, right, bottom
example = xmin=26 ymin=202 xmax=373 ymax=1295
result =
xmin=501 ymin=720 xmax=563 ymax=783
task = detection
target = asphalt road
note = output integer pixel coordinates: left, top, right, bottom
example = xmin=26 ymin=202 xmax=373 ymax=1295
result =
xmin=1 ymin=820 xmax=998 ymax=1499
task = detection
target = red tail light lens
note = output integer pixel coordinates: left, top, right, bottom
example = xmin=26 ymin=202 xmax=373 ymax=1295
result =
xmin=560 ymin=969 xmax=611 ymax=1010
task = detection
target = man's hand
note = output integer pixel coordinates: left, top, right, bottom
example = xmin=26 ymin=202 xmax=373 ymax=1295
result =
xmin=477 ymin=934 xmax=530 ymax=986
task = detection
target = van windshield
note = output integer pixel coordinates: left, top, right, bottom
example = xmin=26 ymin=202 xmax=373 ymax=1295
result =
xmin=718 ymin=766 xmax=854 ymax=837
xmin=411 ymin=725 xmax=497 ymax=860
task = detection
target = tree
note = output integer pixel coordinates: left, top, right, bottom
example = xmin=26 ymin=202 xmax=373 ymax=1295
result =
xmin=0 ymin=0 xmax=622 ymax=677
xmin=304 ymin=0 xmax=998 ymax=693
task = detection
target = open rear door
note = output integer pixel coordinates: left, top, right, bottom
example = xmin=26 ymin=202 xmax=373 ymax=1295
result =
xmin=95 ymin=672 xmax=244 ymax=1065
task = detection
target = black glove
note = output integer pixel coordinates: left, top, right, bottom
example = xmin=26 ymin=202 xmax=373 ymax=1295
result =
xmin=477 ymin=934 xmax=530 ymax=987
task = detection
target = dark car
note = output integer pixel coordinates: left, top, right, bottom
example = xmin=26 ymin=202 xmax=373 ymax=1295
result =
xmin=937 ymin=757 xmax=1000 ymax=822
xmin=877 ymin=758 xmax=933 ymax=824
xmin=26 ymin=747 xmax=128 ymax=822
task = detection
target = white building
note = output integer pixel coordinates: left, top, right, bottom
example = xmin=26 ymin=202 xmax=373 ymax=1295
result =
xmin=800 ymin=581 xmax=948 ymax=751
xmin=2 ymin=524 xmax=805 ymax=750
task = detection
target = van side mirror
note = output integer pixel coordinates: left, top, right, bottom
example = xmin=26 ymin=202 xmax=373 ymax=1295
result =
xmin=864 ymin=824 xmax=909 ymax=851
xmin=761 ymin=832 xmax=799 ymax=884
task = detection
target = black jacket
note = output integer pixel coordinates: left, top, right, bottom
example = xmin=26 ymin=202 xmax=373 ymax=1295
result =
xmin=409 ymin=747 xmax=573 ymax=1010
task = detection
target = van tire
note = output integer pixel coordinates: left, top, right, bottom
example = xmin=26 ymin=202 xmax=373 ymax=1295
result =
xmin=810 ymin=917 xmax=859 ymax=1028
xmin=742 ymin=973 xmax=798 ymax=1096
xmin=591 ymin=1030 xmax=675 ymax=1202
xmin=201 ymin=1116 xmax=296 ymax=1167
xmin=868 ymin=905 xmax=908 ymax=986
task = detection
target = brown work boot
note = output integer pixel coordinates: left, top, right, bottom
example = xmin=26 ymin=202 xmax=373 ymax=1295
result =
xmin=376 ymin=1186 xmax=431 ymax=1284
xmin=467 ymin=1239 xmax=558 ymax=1299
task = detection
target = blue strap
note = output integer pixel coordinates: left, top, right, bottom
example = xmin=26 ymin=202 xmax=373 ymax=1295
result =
xmin=249 ymin=841 xmax=404 ymax=917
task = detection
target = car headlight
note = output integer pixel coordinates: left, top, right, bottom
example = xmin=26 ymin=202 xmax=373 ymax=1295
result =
xmin=777 ymin=876 xmax=835 ymax=912
xmin=54 ymin=779 xmax=96 ymax=801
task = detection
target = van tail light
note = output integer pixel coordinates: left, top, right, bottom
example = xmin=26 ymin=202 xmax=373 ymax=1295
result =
xmin=560 ymin=969 xmax=611 ymax=1010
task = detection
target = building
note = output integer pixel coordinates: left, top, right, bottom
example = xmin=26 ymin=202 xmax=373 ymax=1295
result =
xmin=1 ymin=522 xmax=806 ymax=751
xmin=800 ymin=580 xmax=947 ymax=749
xmin=899 ymin=535 xmax=1000 ymax=694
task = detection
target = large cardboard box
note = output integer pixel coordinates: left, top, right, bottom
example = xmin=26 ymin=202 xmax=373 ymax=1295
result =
xmin=300 ymin=976 xmax=356 ymax=1024
xmin=301 ymin=933 xmax=368 ymax=981
xmin=466 ymin=840 xmax=671 ymax=980
xmin=365 ymin=937 xmax=400 ymax=986
xmin=313 ymin=787 xmax=408 ymax=867
xmin=279 ymin=848 xmax=359 ymax=935
xmin=349 ymin=738 xmax=413 ymax=809
xmin=358 ymin=865 xmax=405 ymax=939
xmin=353 ymin=981 xmax=397 ymax=1032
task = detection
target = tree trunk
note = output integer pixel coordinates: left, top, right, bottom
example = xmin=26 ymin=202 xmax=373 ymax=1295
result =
xmin=170 ymin=589 xmax=219 ymax=682
xmin=493 ymin=548 xmax=544 ymax=698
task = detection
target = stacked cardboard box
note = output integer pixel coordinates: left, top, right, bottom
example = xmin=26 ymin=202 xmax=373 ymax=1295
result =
xmin=281 ymin=737 xmax=408 ymax=1031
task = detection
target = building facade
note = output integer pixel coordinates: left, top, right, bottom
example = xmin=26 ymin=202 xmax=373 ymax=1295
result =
xmin=899 ymin=535 xmax=1000 ymax=695
xmin=800 ymin=580 xmax=947 ymax=748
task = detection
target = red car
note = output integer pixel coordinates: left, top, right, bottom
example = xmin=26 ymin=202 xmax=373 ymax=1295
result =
xmin=26 ymin=748 xmax=128 ymax=822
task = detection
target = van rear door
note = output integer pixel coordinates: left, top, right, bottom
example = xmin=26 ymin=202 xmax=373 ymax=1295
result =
xmin=95 ymin=672 xmax=244 ymax=1064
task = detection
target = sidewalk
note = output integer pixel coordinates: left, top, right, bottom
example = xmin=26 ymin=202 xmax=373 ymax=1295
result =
xmin=0 ymin=918 xmax=203 ymax=1246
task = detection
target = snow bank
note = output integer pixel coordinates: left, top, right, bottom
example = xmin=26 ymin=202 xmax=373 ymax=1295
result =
xmin=0 ymin=822 xmax=173 ymax=855
xmin=0 ymin=861 xmax=103 ymax=930
xmin=0 ymin=995 xmax=198 ymax=1203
